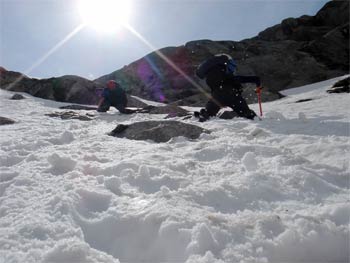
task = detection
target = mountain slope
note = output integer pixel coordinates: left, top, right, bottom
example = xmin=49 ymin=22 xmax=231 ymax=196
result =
xmin=0 ymin=76 xmax=349 ymax=262
xmin=96 ymin=0 xmax=349 ymax=105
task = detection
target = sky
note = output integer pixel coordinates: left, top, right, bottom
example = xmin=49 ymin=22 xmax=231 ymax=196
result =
xmin=0 ymin=0 xmax=329 ymax=80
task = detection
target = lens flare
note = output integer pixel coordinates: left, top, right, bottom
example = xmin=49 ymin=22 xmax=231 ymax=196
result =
xmin=78 ymin=0 xmax=132 ymax=33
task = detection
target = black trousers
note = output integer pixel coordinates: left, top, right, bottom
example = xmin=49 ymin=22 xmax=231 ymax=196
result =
xmin=206 ymin=90 xmax=256 ymax=120
xmin=97 ymin=100 xmax=135 ymax=114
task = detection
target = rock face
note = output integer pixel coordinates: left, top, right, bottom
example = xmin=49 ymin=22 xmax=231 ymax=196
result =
xmin=0 ymin=116 xmax=15 ymax=125
xmin=127 ymin=96 xmax=148 ymax=108
xmin=45 ymin=111 xmax=94 ymax=121
xmin=96 ymin=1 xmax=348 ymax=105
xmin=57 ymin=104 xmax=190 ymax=118
xmin=144 ymin=105 xmax=190 ymax=117
xmin=0 ymin=68 xmax=102 ymax=104
xmin=109 ymin=121 xmax=209 ymax=142
xmin=327 ymin=77 xmax=350 ymax=93
xmin=59 ymin=105 xmax=98 ymax=110
xmin=10 ymin=94 xmax=25 ymax=100
xmin=1 ymin=2 xmax=348 ymax=107
xmin=0 ymin=67 xmax=148 ymax=107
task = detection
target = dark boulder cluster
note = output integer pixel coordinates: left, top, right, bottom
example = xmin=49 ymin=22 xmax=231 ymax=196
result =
xmin=142 ymin=105 xmax=191 ymax=118
xmin=45 ymin=111 xmax=95 ymax=121
xmin=59 ymin=105 xmax=98 ymax=110
xmin=109 ymin=120 xmax=209 ymax=143
xmin=0 ymin=1 xmax=348 ymax=112
xmin=10 ymin=94 xmax=25 ymax=100
xmin=327 ymin=77 xmax=349 ymax=93
xmin=0 ymin=68 xmax=102 ymax=105
xmin=0 ymin=67 xmax=149 ymax=107
xmin=0 ymin=116 xmax=15 ymax=125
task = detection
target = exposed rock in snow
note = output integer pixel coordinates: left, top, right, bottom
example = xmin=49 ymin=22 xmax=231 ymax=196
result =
xmin=109 ymin=120 xmax=209 ymax=142
xmin=59 ymin=105 xmax=98 ymax=110
xmin=10 ymin=94 xmax=25 ymax=100
xmin=295 ymin=98 xmax=313 ymax=103
xmin=0 ymin=116 xmax=15 ymax=125
xmin=57 ymin=104 xmax=191 ymax=118
xmin=327 ymin=77 xmax=349 ymax=93
xmin=145 ymin=105 xmax=190 ymax=117
xmin=127 ymin=95 xmax=149 ymax=108
xmin=45 ymin=111 xmax=94 ymax=121
xmin=0 ymin=69 xmax=102 ymax=104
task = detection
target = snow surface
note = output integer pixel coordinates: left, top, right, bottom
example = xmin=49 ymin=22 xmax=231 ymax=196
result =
xmin=0 ymin=76 xmax=349 ymax=263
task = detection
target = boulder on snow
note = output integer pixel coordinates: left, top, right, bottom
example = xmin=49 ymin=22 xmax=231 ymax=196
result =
xmin=109 ymin=120 xmax=209 ymax=143
xmin=327 ymin=77 xmax=349 ymax=93
xmin=126 ymin=105 xmax=191 ymax=118
xmin=57 ymin=104 xmax=190 ymax=118
xmin=59 ymin=105 xmax=98 ymax=110
xmin=295 ymin=98 xmax=313 ymax=103
xmin=150 ymin=105 xmax=190 ymax=118
xmin=127 ymin=95 xmax=148 ymax=108
xmin=141 ymin=105 xmax=188 ymax=115
xmin=0 ymin=116 xmax=15 ymax=125
xmin=46 ymin=111 xmax=94 ymax=121
xmin=10 ymin=94 xmax=25 ymax=100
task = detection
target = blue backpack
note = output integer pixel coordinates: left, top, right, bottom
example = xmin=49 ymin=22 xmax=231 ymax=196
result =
xmin=196 ymin=54 xmax=237 ymax=79
xmin=226 ymin=58 xmax=237 ymax=74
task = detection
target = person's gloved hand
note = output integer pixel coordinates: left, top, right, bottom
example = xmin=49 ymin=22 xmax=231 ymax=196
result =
xmin=255 ymin=86 xmax=263 ymax=93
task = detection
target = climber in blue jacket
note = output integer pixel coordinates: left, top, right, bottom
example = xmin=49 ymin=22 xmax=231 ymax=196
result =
xmin=97 ymin=80 xmax=134 ymax=114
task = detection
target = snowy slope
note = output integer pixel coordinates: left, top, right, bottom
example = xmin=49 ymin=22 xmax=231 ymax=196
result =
xmin=0 ymin=76 xmax=349 ymax=263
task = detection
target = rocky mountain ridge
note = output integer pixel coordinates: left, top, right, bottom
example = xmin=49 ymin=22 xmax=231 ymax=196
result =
xmin=0 ymin=1 xmax=348 ymax=106
xmin=96 ymin=0 xmax=349 ymax=106
xmin=0 ymin=67 xmax=145 ymax=107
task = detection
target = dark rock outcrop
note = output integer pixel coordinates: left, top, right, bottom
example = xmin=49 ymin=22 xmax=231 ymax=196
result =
xmin=59 ymin=105 xmax=98 ymax=110
xmin=57 ymin=104 xmax=190 ymax=118
xmin=144 ymin=105 xmax=190 ymax=117
xmin=1 ymin=1 xmax=348 ymax=107
xmin=327 ymin=77 xmax=350 ymax=93
xmin=0 ymin=116 xmax=15 ymax=125
xmin=96 ymin=1 xmax=348 ymax=105
xmin=127 ymin=96 xmax=148 ymax=108
xmin=45 ymin=111 xmax=94 ymax=121
xmin=10 ymin=94 xmax=25 ymax=100
xmin=0 ymin=68 xmax=102 ymax=105
xmin=295 ymin=98 xmax=314 ymax=103
xmin=0 ymin=67 xmax=148 ymax=107
xmin=109 ymin=121 xmax=209 ymax=142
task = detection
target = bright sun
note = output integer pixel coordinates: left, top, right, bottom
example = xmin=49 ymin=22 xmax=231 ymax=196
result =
xmin=78 ymin=0 xmax=132 ymax=33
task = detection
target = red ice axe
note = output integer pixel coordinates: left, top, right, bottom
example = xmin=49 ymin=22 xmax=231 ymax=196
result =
xmin=255 ymin=86 xmax=263 ymax=117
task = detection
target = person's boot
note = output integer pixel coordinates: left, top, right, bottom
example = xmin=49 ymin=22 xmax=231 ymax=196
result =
xmin=199 ymin=109 xmax=210 ymax=122
xmin=242 ymin=109 xmax=257 ymax=120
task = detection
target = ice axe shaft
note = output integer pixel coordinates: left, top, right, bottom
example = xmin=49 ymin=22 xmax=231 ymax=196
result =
xmin=256 ymin=86 xmax=263 ymax=117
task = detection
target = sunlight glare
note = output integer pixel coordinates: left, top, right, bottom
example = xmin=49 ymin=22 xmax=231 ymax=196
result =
xmin=78 ymin=0 xmax=132 ymax=33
